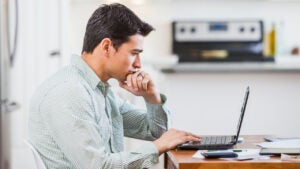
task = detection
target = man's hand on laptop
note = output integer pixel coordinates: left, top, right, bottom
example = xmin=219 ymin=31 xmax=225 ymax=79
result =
xmin=153 ymin=128 xmax=200 ymax=155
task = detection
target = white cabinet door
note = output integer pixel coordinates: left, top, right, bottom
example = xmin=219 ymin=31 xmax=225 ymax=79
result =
xmin=10 ymin=1 xmax=68 ymax=169
xmin=35 ymin=0 xmax=62 ymax=85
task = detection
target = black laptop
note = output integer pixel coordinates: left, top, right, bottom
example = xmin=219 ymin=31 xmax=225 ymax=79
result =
xmin=177 ymin=86 xmax=250 ymax=150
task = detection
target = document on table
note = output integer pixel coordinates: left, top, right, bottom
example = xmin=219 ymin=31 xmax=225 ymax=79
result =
xmin=257 ymin=140 xmax=300 ymax=148
xmin=281 ymin=154 xmax=300 ymax=162
xmin=264 ymin=137 xmax=300 ymax=142
xmin=192 ymin=150 xmax=205 ymax=159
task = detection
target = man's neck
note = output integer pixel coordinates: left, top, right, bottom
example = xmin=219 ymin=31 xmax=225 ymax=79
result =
xmin=81 ymin=53 xmax=109 ymax=82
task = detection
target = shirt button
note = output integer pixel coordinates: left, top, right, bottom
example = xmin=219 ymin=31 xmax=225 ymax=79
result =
xmin=152 ymin=157 xmax=159 ymax=163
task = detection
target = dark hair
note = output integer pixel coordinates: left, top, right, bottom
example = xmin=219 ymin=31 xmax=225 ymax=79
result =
xmin=82 ymin=3 xmax=154 ymax=54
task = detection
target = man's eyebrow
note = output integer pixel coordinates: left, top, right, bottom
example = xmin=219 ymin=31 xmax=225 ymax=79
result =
xmin=132 ymin=49 xmax=143 ymax=53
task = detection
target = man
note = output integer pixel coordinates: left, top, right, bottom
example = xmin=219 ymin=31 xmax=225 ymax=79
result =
xmin=28 ymin=3 xmax=200 ymax=169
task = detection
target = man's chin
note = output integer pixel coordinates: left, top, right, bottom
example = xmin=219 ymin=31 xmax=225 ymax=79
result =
xmin=119 ymin=77 xmax=127 ymax=84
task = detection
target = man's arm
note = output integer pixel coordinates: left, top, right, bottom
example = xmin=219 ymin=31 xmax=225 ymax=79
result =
xmin=118 ymin=70 xmax=169 ymax=139
xmin=118 ymin=93 xmax=169 ymax=140
xmin=119 ymin=71 xmax=200 ymax=155
xmin=40 ymin=82 xmax=159 ymax=169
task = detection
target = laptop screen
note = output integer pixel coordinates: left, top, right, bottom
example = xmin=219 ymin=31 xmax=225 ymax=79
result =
xmin=234 ymin=86 xmax=250 ymax=143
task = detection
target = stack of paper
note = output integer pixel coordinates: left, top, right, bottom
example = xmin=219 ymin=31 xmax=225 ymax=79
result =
xmin=281 ymin=153 xmax=300 ymax=161
xmin=257 ymin=140 xmax=300 ymax=155
xmin=258 ymin=140 xmax=300 ymax=148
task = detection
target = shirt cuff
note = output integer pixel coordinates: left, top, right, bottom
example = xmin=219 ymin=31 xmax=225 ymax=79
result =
xmin=135 ymin=142 xmax=159 ymax=164
xmin=145 ymin=93 xmax=168 ymax=112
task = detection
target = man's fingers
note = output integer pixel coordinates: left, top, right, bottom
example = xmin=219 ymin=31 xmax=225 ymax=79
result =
xmin=142 ymin=79 xmax=148 ymax=90
xmin=181 ymin=131 xmax=201 ymax=143
xmin=137 ymin=75 xmax=143 ymax=89
xmin=186 ymin=135 xmax=201 ymax=142
xmin=132 ymin=71 xmax=142 ymax=90
xmin=124 ymin=70 xmax=152 ymax=92
xmin=154 ymin=129 xmax=201 ymax=154
xmin=186 ymin=132 xmax=200 ymax=139
xmin=126 ymin=74 xmax=132 ymax=87
xmin=134 ymin=71 xmax=149 ymax=91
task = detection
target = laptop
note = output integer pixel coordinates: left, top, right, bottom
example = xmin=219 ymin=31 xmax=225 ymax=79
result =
xmin=177 ymin=86 xmax=250 ymax=150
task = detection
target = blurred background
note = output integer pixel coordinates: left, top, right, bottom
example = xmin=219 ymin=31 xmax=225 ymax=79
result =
xmin=1 ymin=0 xmax=300 ymax=168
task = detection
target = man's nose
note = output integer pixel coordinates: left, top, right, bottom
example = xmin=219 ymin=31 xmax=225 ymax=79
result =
xmin=133 ymin=55 xmax=141 ymax=68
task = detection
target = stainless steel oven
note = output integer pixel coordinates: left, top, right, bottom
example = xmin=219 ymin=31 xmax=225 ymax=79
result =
xmin=172 ymin=20 xmax=271 ymax=62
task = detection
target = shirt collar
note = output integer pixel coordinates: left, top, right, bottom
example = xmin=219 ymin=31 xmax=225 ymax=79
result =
xmin=70 ymin=54 xmax=110 ymax=93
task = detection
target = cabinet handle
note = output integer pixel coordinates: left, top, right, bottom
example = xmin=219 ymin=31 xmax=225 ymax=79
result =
xmin=49 ymin=50 xmax=61 ymax=57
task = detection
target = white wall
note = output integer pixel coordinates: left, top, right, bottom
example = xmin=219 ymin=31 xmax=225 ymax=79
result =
xmin=164 ymin=73 xmax=300 ymax=137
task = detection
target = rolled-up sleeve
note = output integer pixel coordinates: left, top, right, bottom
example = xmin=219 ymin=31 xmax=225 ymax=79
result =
xmin=120 ymin=93 xmax=171 ymax=140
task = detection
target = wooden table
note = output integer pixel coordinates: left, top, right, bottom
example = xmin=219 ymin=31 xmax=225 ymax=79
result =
xmin=164 ymin=135 xmax=300 ymax=169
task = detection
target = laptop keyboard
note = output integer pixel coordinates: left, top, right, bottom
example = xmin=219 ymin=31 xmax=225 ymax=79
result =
xmin=192 ymin=136 xmax=234 ymax=145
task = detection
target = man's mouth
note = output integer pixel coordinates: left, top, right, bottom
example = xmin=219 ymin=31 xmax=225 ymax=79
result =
xmin=123 ymin=69 xmax=140 ymax=83
xmin=127 ymin=69 xmax=139 ymax=75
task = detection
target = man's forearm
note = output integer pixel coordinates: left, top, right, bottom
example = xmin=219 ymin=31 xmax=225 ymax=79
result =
xmin=143 ymin=91 xmax=161 ymax=104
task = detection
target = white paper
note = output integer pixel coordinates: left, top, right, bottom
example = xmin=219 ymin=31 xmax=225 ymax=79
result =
xmin=281 ymin=153 xmax=300 ymax=162
xmin=192 ymin=150 xmax=205 ymax=159
xmin=257 ymin=140 xmax=300 ymax=148
xmin=235 ymin=149 xmax=261 ymax=160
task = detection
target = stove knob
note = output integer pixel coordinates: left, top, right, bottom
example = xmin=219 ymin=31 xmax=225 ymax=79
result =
xmin=190 ymin=27 xmax=196 ymax=33
xmin=180 ymin=27 xmax=186 ymax=33
xmin=239 ymin=27 xmax=245 ymax=33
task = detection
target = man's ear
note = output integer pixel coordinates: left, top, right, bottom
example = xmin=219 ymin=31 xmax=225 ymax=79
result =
xmin=100 ymin=38 xmax=112 ymax=57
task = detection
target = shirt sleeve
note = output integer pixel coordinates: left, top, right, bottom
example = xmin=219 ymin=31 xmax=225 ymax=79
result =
xmin=118 ymin=93 xmax=171 ymax=140
xmin=39 ymin=82 xmax=160 ymax=169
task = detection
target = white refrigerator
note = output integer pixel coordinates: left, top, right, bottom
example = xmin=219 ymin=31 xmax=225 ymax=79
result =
xmin=0 ymin=0 xmax=18 ymax=168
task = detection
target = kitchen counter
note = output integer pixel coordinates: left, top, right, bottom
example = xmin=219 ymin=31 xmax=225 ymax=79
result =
xmin=160 ymin=56 xmax=300 ymax=73
xmin=161 ymin=62 xmax=300 ymax=73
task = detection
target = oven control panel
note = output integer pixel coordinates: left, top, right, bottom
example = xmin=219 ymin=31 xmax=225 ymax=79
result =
xmin=174 ymin=21 xmax=263 ymax=42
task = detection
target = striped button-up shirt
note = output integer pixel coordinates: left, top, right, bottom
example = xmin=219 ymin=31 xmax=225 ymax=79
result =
xmin=28 ymin=55 xmax=170 ymax=169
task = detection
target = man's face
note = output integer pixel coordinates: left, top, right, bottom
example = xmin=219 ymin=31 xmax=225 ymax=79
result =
xmin=107 ymin=34 xmax=144 ymax=82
